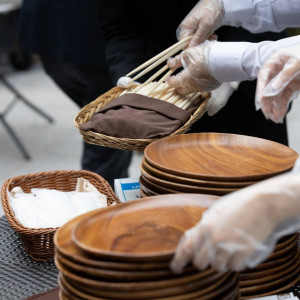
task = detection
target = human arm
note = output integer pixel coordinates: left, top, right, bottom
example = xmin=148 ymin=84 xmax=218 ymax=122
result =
xmin=170 ymin=160 xmax=300 ymax=273
xmin=256 ymin=45 xmax=300 ymax=123
xmin=167 ymin=35 xmax=300 ymax=94
xmin=178 ymin=0 xmax=300 ymax=48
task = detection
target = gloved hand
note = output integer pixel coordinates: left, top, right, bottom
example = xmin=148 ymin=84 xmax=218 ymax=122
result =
xmin=170 ymin=165 xmax=300 ymax=273
xmin=207 ymin=82 xmax=239 ymax=116
xmin=256 ymin=45 xmax=300 ymax=124
xmin=177 ymin=0 xmax=224 ymax=48
xmin=166 ymin=41 xmax=221 ymax=95
xmin=117 ymin=76 xmax=139 ymax=88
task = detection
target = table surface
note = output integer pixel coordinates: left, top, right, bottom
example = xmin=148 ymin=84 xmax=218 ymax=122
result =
xmin=1 ymin=215 xmax=300 ymax=300
xmin=0 ymin=216 xmax=58 ymax=300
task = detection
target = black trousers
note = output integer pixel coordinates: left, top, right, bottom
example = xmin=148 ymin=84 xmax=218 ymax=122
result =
xmin=41 ymin=58 xmax=132 ymax=187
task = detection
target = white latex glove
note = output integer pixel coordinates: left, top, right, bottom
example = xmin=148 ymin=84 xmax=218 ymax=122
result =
xmin=177 ymin=0 xmax=224 ymax=48
xmin=256 ymin=45 xmax=300 ymax=124
xmin=117 ymin=76 xmax=139 ymax=88
xmin=166 ymin=41 xmax=221 ymax=95
xmin=170 ymin=166 xmax=300 ymax=273
xmin=207 ymin=81 xmax=239 ymax=116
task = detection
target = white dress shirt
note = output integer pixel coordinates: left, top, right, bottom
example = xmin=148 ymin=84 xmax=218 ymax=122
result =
xmin=210 ymin=35 xmax=300 ymax=82
xmin=208 ymin=0 xmax=300 ymax=82
xmin=222 ymin=0 xmax=300 ymax=33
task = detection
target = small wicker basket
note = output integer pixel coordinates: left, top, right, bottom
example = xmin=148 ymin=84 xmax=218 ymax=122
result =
xmin=1 ymin=170 xmax=120 ymax=261
xmin=74 ymin=86 xmax=210 ymax=151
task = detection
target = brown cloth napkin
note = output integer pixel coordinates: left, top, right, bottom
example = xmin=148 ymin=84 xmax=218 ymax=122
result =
xmin=79 ymin=93 xmax=199 ymax=139
xmin=23 ymin=287 xmax=59 ymax=300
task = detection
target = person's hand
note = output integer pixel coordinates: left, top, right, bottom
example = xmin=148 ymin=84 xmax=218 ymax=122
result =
xmin=207 ymin=82 xmax=239 ymax=116
xmin=170 ymin=171 xmax=300 ymax=273
xmin=256 ymin=45 xmax=300 ymax=124
xmin=166 ymin=41 xmax=221 ymax=95
xmin=177 ymin=0 xmax=224 ymax=48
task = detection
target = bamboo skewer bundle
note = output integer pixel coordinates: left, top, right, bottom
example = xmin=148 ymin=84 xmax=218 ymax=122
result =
xmin=118 ymin=35 xmax=209 ymax=111
xmin=120 ymin=82 xmax=204 ymax=110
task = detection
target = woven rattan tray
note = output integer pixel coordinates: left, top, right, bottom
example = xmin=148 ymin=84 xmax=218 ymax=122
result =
xmin=74 ymin=86 xmax=210 ymax=151
xmin=1 ymin=170 xmax=120 ymax=261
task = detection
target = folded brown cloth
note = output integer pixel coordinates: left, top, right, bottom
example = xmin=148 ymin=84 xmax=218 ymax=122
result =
xmin=79 ymin=93 xmax=199 ymax=139
xmin=23 ymin=287 xmax=59 ymax=300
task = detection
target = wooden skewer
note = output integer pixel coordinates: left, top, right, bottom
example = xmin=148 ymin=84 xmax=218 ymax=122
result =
xmin=144 ymin=65 xmax=168 ymax=84
xmin=130 ymin=43 xmax=185 ymax=82
xmin=126 ymin=36 xmax=192 ymax=77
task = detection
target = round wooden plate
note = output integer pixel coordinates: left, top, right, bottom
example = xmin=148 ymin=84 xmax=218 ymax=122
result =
xmin=144 ymin=133 xmax=298 ymax=181
xmin=240 ymin=250 xmax=299 ymax=283
xmin=57 ymin=263 xmax=218 ymax=292
xmin=56 ymin=253 xmax=197 ymax=281
xmin=60 ymin=269 xmax=237 ymax=300
xmin=142 ymin=158 xmax=256 ymax=188
xmin=55 ymin=209 xmax=173 ymax=271
xmin=141 ymin=165 xmax=238 ymax=194
xmin=240 ymin=256 xmax=300 ymax=295
xmin=71 ymin=194 xmax=217 ymax=261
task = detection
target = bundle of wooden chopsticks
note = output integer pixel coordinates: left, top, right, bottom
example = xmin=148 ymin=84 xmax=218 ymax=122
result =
xmin=120 ymin=36 xmax=208 ymax=110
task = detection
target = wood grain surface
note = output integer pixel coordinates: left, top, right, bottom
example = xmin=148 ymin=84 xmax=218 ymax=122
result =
xmin=142 ymin=157 xmax=256 ymax=187
xmin=71 ymin=194 xmax=217 ymax=260
xmin=144 ymin=133 xmax=298 ymax=181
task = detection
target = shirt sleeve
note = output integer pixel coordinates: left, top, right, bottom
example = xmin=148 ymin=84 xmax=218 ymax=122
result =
xmin=209 ymin=35 xmax=300 ymax=82
xmin=222 ymin=0 xmax=300 ymax=33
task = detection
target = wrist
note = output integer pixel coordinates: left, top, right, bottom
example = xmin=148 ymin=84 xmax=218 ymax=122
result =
xmin=221 ymin=0 xmax=254 ymax=28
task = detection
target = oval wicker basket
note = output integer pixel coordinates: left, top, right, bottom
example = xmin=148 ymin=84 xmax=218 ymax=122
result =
xmin=74 ymin=86 xmax=210 ymax=151
xmin=1 ymin=170 xmax=120 ymax=261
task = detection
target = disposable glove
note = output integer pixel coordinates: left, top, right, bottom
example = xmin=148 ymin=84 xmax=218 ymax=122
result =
xmin=166 ymin=41 xmax=221 ymax=95
xmin=117 ymin=76 xmax=139 ymax=88
xmin=170 ymin=160 xmax=300 ymax=273
xmin=256 ymin=45 xmax=300 ymax=124
xmin=207 ymin=82 xmax=239 ymax=116
xmin=177 ymin=0 xmax=224 ymax=48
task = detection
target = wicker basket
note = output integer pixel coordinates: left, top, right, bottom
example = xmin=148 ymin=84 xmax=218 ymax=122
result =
xmin=1 ymin=170 xmax=120 ymax=261
xmin=74 ymin=86 xmax=210 ymax=151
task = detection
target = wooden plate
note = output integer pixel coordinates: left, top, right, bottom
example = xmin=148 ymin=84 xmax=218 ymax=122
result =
xmin=141 ymin=166 xmax=238 ymax=194
xmin=56 ymin=253 xmax=197 ymax=281
xmin=142 ymin=158 xmax=256 ymax=188
xmin=139 ymin=175 xmax=179 ymax=195
xmin=55 ymin=211 xmax=174 ymax=271
xmin=242 ymin=247 xmax=296 ymax=272
xmin=240 ymin=250 xmax=299 ymax=283
xmin=240 ymin=272 xmax=300 ymax=299
xmin=144 ymin=133 xmax=298 ymax=181
xmin=71 ymin=194 xmax=216 ymax=261
xmin=60 ymin=269 xmax=237 ymax=300
xmin=240 ymin=256 xmax=300 ymax=295
xmin=58 ymin=263 xmax=218 ymax=292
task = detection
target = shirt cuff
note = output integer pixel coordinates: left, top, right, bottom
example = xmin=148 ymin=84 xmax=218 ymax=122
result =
xmin=222 ymin=0 xmax=254 ymax=27
xmin=209 ymin=42 xmax=253 ymax=82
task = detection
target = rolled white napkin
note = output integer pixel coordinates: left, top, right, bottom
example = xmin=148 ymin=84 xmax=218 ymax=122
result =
xmin=8 ymin=178 xmax=107 ymax=228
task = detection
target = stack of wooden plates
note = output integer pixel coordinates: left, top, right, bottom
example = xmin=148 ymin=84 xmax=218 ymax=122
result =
xmin=140 ymin=133 xmax=298 ymax=197
xmin=140 ymin=133 xmax=300 ymax=299
xmin=240 ymin=233 xmax=300 ymax=299
xmin=54 ymin=194 xmax=240 ymax=300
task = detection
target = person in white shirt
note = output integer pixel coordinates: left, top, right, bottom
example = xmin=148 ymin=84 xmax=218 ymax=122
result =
xmin=167 ymin=0 xmax=300 ymax=122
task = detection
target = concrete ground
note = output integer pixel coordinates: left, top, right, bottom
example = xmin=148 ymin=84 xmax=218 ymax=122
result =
xmin=0 ymin=61 xmax=300 ymax=216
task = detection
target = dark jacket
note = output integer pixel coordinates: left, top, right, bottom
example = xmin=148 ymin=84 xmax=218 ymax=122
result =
xmin=19 ymin=0 xmax=106 ymax=66
xmin=95 ymin=0 xmax=289 ymax=145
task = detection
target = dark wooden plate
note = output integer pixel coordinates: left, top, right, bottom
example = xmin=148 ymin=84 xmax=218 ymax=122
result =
xmin=142 ymin=158 xmax=256 ymax=188
xmin=141 ymin=165 xmax=238 ymax=194
xmin=240 ymin=256 xmax=300 ymax=295
xmin=144 ymin=133 xmax=298 ymax=181
xmin=240 ymin=250 xmax=299 ymax=283
xmin=71 ymin=194 xmax=216 ymax=261
xmin=56 ymin=253 xmax=197 ymax=281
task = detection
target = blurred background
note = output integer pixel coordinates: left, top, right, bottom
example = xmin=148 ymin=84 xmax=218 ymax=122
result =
xmin=0 ymin=2 xmax=299 ymax=216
